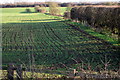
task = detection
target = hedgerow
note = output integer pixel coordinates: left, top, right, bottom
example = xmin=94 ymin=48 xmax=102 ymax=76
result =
xmin=71 ymin=6 xmax=120 ymax=36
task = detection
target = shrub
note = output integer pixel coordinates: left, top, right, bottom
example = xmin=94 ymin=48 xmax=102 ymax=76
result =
xmin=34 ymin=5 xmax=46 ymax=13
xmin=35 ymin=5 xmax=40 ymax=12
xmin=26 ymin=8 xmax=31 ymax=12
xmin=63 ymin=11 xmax=71 ymax=19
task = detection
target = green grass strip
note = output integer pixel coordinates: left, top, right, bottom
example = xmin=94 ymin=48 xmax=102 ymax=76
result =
xmin=66 ymin=21 xmax=119 ymax=46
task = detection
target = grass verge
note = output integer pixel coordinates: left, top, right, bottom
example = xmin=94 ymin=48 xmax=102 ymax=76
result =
xmin=65 ymin=20 xmax=119 ymax=46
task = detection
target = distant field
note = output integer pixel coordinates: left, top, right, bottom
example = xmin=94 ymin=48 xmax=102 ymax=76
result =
xmin=2 ymin=7 xmax=119 ymax=71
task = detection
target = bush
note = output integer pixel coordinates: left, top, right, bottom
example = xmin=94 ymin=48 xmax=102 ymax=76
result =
xmin=26 ymin=8 xmax=31 ymax=12
xmin=35 ymin=5 xmax=40 ymax=12
xmin=34 ymin=5 xmax=46 ymax=13
xmin=63 ymin=11 xmax=71 ymax=19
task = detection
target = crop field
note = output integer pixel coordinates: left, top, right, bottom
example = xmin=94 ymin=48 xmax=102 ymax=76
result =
xmin=2 ymin=7 xmax=119 ymax=70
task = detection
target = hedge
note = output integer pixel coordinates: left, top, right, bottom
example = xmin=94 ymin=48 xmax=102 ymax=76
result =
xmin=70 ymin=6 xmax=120 ymax=35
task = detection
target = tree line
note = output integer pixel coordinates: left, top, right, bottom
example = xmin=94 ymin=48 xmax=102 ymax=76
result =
xmin=1 ymin=2 xmax=120 ymax=8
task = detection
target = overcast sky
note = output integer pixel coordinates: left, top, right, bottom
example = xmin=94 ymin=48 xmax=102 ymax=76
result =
xmin=0 ymin=0 xmax=119 ymax=4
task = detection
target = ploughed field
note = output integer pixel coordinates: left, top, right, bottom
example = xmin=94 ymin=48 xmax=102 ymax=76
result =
xmin=2 ymin=8 xmax=119 ymax=69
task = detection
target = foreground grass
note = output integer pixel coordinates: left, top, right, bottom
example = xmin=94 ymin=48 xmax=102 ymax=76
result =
xmin=0 ymin=70 xmax=63 ymax=79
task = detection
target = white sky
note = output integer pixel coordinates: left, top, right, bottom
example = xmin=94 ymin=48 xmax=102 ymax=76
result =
xmin=0 ymin=0 xmax=119 ymax=4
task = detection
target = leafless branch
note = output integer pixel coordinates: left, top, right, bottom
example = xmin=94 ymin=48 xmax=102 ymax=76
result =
xmin=60 ymin=62 xmax=74 ymax=70
xmin=71 ymin=58 xmax=79 ymax=64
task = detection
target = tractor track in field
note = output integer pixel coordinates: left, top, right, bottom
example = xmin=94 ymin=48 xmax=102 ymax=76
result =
xmin=44 ymin=24 xmax=64 ymax=50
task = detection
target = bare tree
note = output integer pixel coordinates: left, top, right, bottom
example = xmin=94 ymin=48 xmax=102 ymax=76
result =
xmin=72 ymin=58 xmax=85 ymax=72
xmin=100 ymin=54 xmax=111 ymax=78
xmin=66 ymin=3 xmax=72 ymax=12
xmin=100 ymin=54 xmax=111 ymax=72
xmin=63 ymin=3 xmax=72 ymax=19
xmin=48 ymin=2 xmax=61 ymax=15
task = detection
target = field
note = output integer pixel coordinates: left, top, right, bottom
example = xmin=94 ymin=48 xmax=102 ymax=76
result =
xmin=2 ymin=7 xmax=119 ymax=74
